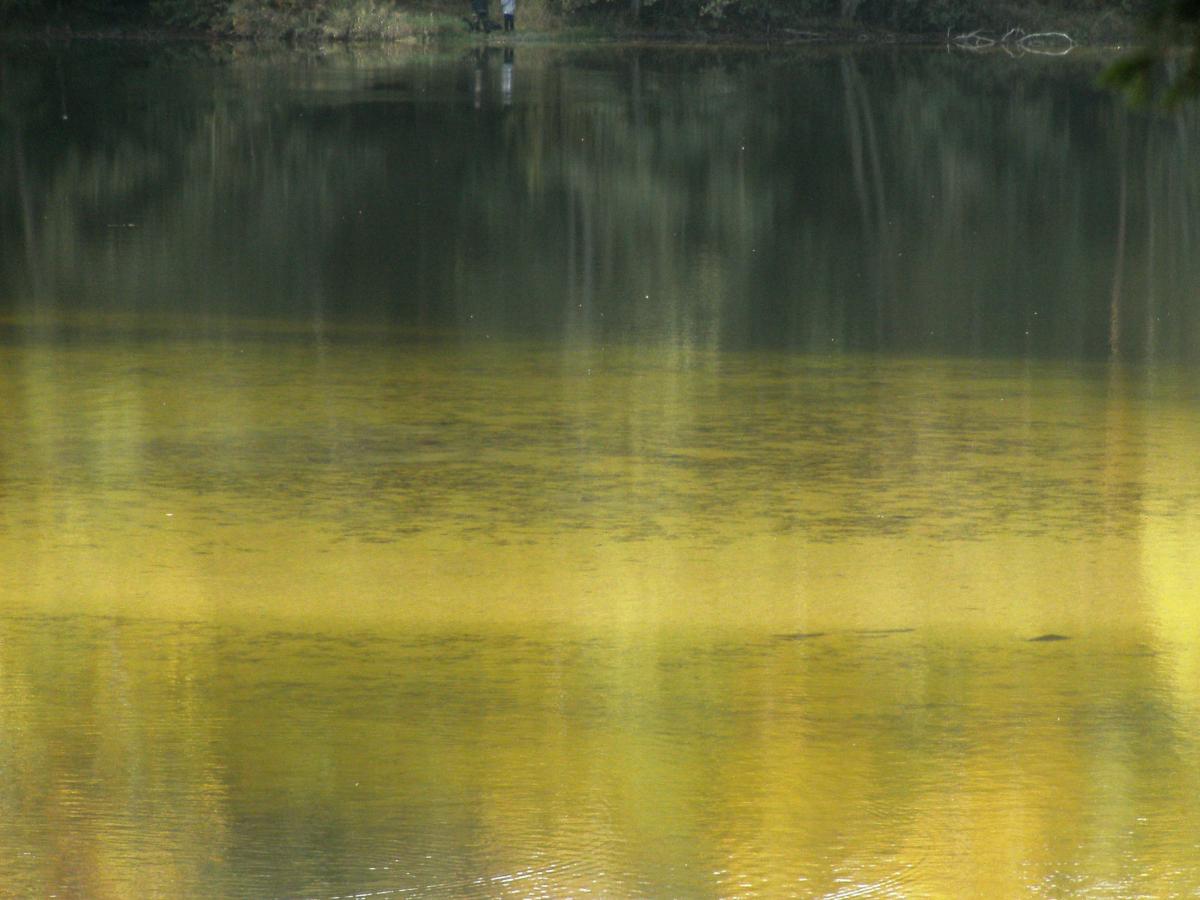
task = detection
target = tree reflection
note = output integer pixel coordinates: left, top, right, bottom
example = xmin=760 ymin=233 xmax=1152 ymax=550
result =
xmin=1 ymin=45 xmax=1199 ymax=359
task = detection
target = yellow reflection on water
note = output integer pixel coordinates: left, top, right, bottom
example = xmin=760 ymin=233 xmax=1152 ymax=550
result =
xmin=2 ymin=330 xmax=1200 ymax=896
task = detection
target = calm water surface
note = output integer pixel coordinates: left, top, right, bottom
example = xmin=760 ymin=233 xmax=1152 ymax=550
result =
xmin=3 ymin=42 xmax=1200 ymax=898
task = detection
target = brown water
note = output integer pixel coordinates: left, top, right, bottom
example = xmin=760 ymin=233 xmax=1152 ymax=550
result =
xmin=3 ymin=42 xmax=1200 ymax=898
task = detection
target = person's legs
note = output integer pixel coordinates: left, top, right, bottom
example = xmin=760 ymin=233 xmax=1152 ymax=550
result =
xmin=504 ymin=13 xmax=514 ymax=30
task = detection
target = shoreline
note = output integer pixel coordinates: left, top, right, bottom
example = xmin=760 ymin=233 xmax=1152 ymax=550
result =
xmin=0 ymin=27 xmax=1135 ymax=51
xmin=0 ymin=8 xmax=1142 ymax=50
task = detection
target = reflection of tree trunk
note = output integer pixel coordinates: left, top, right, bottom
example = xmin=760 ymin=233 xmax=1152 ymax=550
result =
xmin=566 ymin=189 xmax=578 ymax=330
xmin=841 ymin=56 xmax=892 ymax=347
xmin=631 ymin=55 xmax=642 ymax=130
xmin=1109 ymin=143 xmax=1127 ymax=358
xmin=565 ymin=183 xmax=595 ymax=342
xmin=2 ymin=62 xmax=42 ymax=300
xmin=1143 ymin=128 xmax=1157 ymax=361
xmin=56 ymin=56 xmax=69 ymax=122
xmin=582 ymin=194 xmax=594 ymax=318
xmin=842 ymin=61 xmax=870 ymax=230
xmin=12 ymin=119 xmax=44 ymax=299
xmin=840 ymin=0 xmax=861 ymax=21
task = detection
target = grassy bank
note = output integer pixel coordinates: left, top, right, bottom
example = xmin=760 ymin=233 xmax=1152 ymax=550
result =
xmin=0 ymin=0 xmax=571 ymax=40
xmin=0 ymin=0 xmax=1150 ymax=43
xmin=224 ymin=0 xmax=461 ymax=41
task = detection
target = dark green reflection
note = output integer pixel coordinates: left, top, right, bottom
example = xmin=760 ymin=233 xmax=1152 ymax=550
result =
xmin=2 ymin=45 xmax=1199 ymax=360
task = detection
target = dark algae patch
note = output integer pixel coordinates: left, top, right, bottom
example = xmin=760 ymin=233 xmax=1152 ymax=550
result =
xmin=774 ymin=632 xmax=828 ymax=641
xmin=852 ymin=628 xmax=915 ymax=636
xmin=773 ymin=629 xmax=916 ymax=641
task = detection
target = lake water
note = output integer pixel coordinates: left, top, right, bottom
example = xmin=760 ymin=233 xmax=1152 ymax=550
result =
xmin=3 ymin=40 xmax=1200 ymax=898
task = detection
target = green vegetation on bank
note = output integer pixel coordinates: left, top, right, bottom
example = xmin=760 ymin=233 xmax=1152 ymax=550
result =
xmin=0 ymin=0 xmax=470 ymax=39
xmin=0 ymin=0 xmax=1150 ymax=40
xmin=221 ymin=0 xmax=463 ymax=41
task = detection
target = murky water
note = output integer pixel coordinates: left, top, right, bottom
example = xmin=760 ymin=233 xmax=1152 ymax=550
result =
xmin=3 ymin=42 xmax=1200 ymax=897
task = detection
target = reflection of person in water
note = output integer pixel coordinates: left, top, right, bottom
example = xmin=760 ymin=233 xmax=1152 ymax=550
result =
xmin=473 ymin=48 xmax=485 ymax=109
xmin=502 ymin=48 xmax=514 ymax=106
xmin=501 ymin=0 xmax=515 ymax=31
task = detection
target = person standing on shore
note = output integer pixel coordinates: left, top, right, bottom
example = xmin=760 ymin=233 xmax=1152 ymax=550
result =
xmin=501 ymin=0 xmax=515 ymax=32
